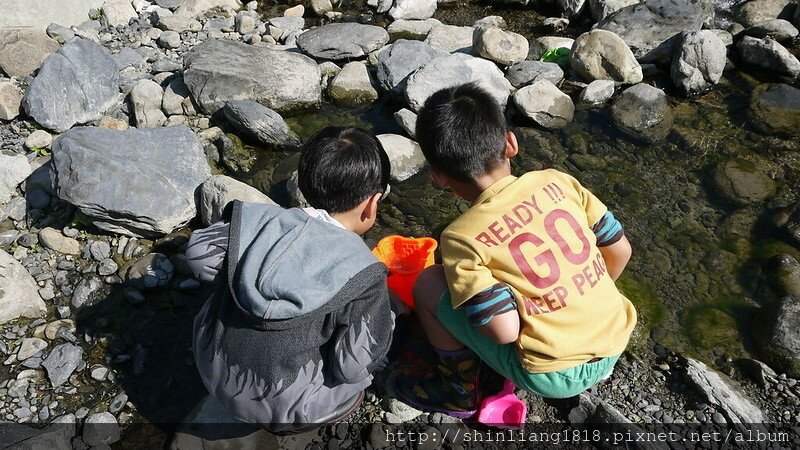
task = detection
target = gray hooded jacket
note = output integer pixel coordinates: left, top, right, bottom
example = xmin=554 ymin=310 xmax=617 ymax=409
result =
xmin=187 ymin=201 xmax=394 ymax=431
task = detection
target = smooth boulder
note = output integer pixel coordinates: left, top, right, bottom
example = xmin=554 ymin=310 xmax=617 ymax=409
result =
xmin=735 ymin=0 xmax=794 ymax=27
xmin=670 ymin=30 xmax=726 ymax=96
xmin=130 ymin=79 xmax=167 ymax=128
xmin=199 ymin=175 xmax=275 ymax=226
xmin=473 ymin=26 xmax=528 ymax=66
xmin=52 ymin=126 xmax=211 ymax=236
xmin=405 ymin=53 xmax=513 ymax=111
xmin=389 ymin=0 xmax=437 ymax=20
xmin=296 ymin=23 xmax=389 ymax=60
xmin=514 ymin=80 xmax=575 ymax=129
xmin=529 ymin=36 xmax=574 ymax=60
xmin=505 ymin=61 xmax=564 ymax=88
xmin=183 ymin=40 xmax=321 ymax=114
xmin=23 ymin=39 xmax=121 ymax=132
xmin=0 ymin=27 xmax=60 ymax=78
xmin=570 ymin=29 xmax=643 ymax=84
xmin=376 ymin=134 xmax=426 ymax=182
xmin=597 ymin=0 xmax=714 ymax=61
xmin=743 ymin=19 xmax=799 ymax=41
xmin=611 ymin=83 xmax=673 ymax=142
xmin=0 ymin=249 xmax=47 ymax=324
xmin=424 ymin=24 xmax=475 ymax=53
xmin=736 ymin=36 xmax=800 ymax=78
xmin=578 ymin=80 xmax=616 ymax=108
xmin=749 ymin=83 xmax=800 ymax=136
xmin=222 ymin=100 xmax=301 ymax=148
xmin=376 ymin=40 xmax=447 ymax=92
xmin=328 ymin=61 xmax=379 ymax=106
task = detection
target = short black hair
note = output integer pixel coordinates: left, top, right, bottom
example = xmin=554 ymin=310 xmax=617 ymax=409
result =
xmin=298 ymin=126 xmax=390 ymax=213
xmin=415 ymin=82 xmax=508 ymax=182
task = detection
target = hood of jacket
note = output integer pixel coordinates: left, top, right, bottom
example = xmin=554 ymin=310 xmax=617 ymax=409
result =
xmin=226 ymin=201 xmax=380 ymax=327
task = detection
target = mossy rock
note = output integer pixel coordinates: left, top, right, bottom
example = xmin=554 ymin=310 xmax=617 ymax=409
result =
xmin=710 ymin=158 xmax=777 ymax=206
xmin=684 ymin=305 xmax=742 ymax=354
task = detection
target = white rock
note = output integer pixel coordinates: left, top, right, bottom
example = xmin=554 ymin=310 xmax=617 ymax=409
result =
xmin=389 ymin=0 xmax=437 ymax=20
xmin=17 ymin=337 xmax=48 ymax=360
xmin=0 ymin=80 xmax=22 ymax=121
xmin=473 ymin=26 xmax=528 ymax=66
xmin=130 ymin=79 xmax=166 ymax=128
xmin=310 ymin=0 xmax=333 ymax=15
xmin=38 ymin=227 xmax=81 ymax=255
xmin=102 ymin=0 xmax=137 ymax=27
xmin=25 ymin=130 xmax=53 ymax=149
xmin=570 ymin=29 xmax=643 ymax=84
xmin=376 ymin=134 xmax=426 ymax=182
xmin=284 ymin=4 xmax=304 ymax=16
xmin=0 ymin=250 xmax=47 ymax=324
xmin=174 ymin=0 xmax=242 ymax=18
xmin=514 ymin=80 xmax=574 ymax=129
xmin=199 ymin=175 xmax=275 ymax=225
xmin=0 ymin=153 xmax=31 ymax=204
xmin=578 ymin=80 xmax=616 ymax=107
xmin=424 ymin=24 xmax=475 ymax=53
xmin=394 ymin=108 xmax=417 ymax=138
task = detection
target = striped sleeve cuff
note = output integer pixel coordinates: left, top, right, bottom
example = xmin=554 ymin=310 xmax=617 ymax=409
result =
xmin=463 ymin=283 xmax=517 ymax=327
xmin=591 ymin=210 xmax=624 ymax=247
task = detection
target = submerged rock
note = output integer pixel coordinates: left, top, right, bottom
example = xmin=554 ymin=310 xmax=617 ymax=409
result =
xmin=376 ymin=134 xmax=426 ymax=182
xmin=199 ymin=175 xmax=275 ymax=226
xmin=611 ymin=83 xmax=673 ymax=142
xmin=23 ymin=39 xmax=121 ymax=132
xmin=670 ymin=30 xmax=726 ymax=96
xmin=473 ymin=26 xmax=528 ymax=66
xmin=505 ymin=61 xmax=564 ymax=88
xmin=328 ymin=61 xmax=379 ymax=107
xmin=52 ymin=126 xmax=211 ymax=236
xmin=685 ymin=357 xmax=764 ymax=423
xmin=597 ymin=0 xmax=714 ymax=61
xmin=710 ymin=158 xmax=776 ymax=205
xmin=754 ymin=295 xmax=800 ymax=377
xmin=376 ymin=40 xmax=446 ymax=92
xmin=0 ymin=27 xmax=60 ymax=78
xmin=0 ymin=249 xmax=47 ymax=324
xmin=405 ymin=53 xmax=513 ymax=111
xmin=513 ymin=80 xmax=575 ymax=129
xmin=570 ymin=29 xmax=642 ymax=84
xmin=222 ymin=100 xmax=301 ymax=148
xmin=749 ymin=83 xmax=800 ymax=136
xmin=297 ymin=23 xmax=389 ymax=60
xmin=387 ymin=18 xmax=442 ymax=41
xmin=736 ymin=36 xmax=800 ymax=77
xmin=183 ymin=40 xmax=321 ymax=114
xmin=768 ymin=254 xmax=800 ymax=296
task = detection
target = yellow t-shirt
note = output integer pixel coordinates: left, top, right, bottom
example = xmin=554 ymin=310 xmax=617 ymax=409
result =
xmin=441 ymin=170 xmax=637 ymax=374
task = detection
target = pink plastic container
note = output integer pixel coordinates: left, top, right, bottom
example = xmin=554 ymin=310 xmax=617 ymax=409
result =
xmin=476 ymin=379 xmax=527 ymax=429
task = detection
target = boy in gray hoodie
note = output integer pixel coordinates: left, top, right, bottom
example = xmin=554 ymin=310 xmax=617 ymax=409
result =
xmin=186 ymin=127 xmax=395 ymax=433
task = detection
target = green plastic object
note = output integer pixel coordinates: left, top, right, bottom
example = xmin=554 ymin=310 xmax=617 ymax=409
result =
xmin=539 ymin=47 xmax=571 ymax=68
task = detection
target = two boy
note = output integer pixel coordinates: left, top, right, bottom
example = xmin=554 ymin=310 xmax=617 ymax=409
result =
xmin=187 ymin=82 xmax=637 ymax=430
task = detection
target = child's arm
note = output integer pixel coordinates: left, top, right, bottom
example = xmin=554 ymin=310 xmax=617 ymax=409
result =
xmin=463 ymin=283 xmax=521 ymax=345
xmin=590 ymin=210 xmax=631 ymax=281
xmin=185 ymin=221 xmax=229 ymax=282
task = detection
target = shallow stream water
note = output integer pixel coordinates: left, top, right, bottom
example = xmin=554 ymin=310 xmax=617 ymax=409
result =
xmin=250 ymin=1 xmax=800 ymax=366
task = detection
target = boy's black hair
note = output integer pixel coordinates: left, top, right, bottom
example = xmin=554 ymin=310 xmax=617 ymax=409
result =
xmin=415 ymin=82 xmax=508 ymax=182
xmin=298 ymin=126 xmax=390 ymax=214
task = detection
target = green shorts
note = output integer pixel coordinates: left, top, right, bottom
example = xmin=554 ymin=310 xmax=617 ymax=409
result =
xmin=437 ymin=290 xmax=620 ymax=399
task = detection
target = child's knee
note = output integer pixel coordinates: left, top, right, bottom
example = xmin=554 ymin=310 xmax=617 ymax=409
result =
xmin=413 ymin=264 xmax=447 ymax=311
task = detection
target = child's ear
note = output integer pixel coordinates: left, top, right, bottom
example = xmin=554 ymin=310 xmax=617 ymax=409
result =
xmin=429 ymin=167 xmax=449 ymax=190
xmin=361 ymin=192 xmax=382 ymax=221
xmin=505 ymin=131 xmax=519 ymax=158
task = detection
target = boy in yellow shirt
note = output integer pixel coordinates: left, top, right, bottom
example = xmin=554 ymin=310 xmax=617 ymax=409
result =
xmin=394 ymin=83 xmax=637 ymax=418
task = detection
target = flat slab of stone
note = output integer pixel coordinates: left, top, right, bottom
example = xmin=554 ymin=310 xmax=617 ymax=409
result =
xmin=685 ymin=357 xmax=765 ymax=423
xmin=183 ymin=39 xmax=321 ymax=114
xmin=0 ymin=249 xmax=47 ymax=324
xmin=23 ymin=39 xmax=121 ymax=132
xmin=405 ymin=53 xmax=513 ymax=112
xmin=222 ymin=100 xmax=301 ymax=148
xmin=52 ymin=125 xmax=211 ymax=236
xmin=296 ymin=23 xmax=389 ymax=60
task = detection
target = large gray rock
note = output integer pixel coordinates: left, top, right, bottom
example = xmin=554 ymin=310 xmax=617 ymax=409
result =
xmin=0 ymin=249 xmax=47 ymax=324
xmin=52 ymin=126 xmax=211 ymax=236
xmin=0 ymin=80 xmax=23 ymax=120
xmin=23 ymin=39 xmax=121 ymax=132
xmin=736 ymin=0 xmax=794 ymax=27
xmin=743 ymin=19 xmax=800 ymax=41
xmin=505 ymin=61 xmax=564 ymax=89
xmin=42 ymin=343 xmax=83 ymax=387
xmin=754 ymin=295 xmax=800 ymax=377
xmin=0 ymin=152 xmax=31 ymax=204
xmin=184 ymin=39 xmax=321 ymax=114
xmin=473 ymin=26 xmax=528 ymax=66
xmin=376 ymin=40 xmax=446 ymax=92
xmin=405 ymin=53 xmax=513 ymax=112
xmin=174 ymin=0 xmax=242 ymax=18
xmin=589 ymin=0 xmax=638 ymax=21
xmin=671 ymin=31 xmax=727 ymax=96
xmin=685 ymin=357 xmax=765 ymax=423
xmin=222 ymin=100 xmax=300 ymax=148
xmin=749 ymin=83 xmax=800 ymax=136
xmin=130 ymin=79 xmax=167 ymax=128
xmin=296 ymin=23 xmax=389 ymax=60
xmin=0 ymin=27 xmax=60 ymax=78
xmin=513 ymin=80 xmax=575 ymax=129
xmin=597 ymin=0 xmax=714 ymax=61
xmin=736 ymin=36 xmax=800 ymax=78
xmin=711 ymin=158 xmax=776 ymax=205
xmin=199 ymin=175 xmax=275 ymax=226
xmin=328 ymin=61 xmax=379 ymax=106
xmin=0 ymin=0 xmax=104 ymax=29
xmin=389 ymin=0 xmax=437 ymax=20
xmin=376 ymin=134 xmax=426 ymax=182
xmin=424 ymin=24 xmax=475 ymax=53
xmin=570 ymin=29 xmax=643 ymax=84
xmin=611 ymin=83 xmax=673 ymax=142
